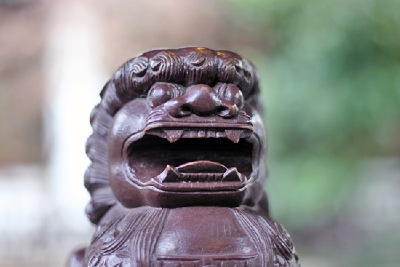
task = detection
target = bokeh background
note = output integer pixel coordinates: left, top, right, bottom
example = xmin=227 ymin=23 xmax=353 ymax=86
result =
xmin=0 ymin=0 xmax=399 ymax=266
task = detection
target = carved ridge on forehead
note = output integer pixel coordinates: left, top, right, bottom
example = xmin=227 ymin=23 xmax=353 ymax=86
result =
xmin=109 ymin=47 xmax=259 ymax=112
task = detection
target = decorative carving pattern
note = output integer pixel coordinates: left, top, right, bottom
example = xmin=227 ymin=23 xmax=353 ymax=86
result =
xmin=234 ymin=209 xmax=300 ymax=267
xmin=87 ymin=207 xmax=169 ymax=266
xmin=69 ymin=47 xmax=300 ymax=267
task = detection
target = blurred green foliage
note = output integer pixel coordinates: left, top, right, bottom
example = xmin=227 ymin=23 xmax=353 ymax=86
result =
xmin=224 ymin=0 xmax=400 ymax=228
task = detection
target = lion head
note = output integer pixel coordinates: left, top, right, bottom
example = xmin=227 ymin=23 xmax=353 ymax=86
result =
xmin=85 ymin=47 xmax=267 ymax=224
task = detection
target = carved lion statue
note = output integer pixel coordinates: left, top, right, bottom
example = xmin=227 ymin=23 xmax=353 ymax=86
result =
xmin=68 ymin=47 xmax=300 ymax=267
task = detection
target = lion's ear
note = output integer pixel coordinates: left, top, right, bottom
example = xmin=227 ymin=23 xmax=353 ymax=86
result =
xmin=85 ymin=80 xmax=120 ymax=224
xmin=85 ymin=187 xmax=117 ymax=224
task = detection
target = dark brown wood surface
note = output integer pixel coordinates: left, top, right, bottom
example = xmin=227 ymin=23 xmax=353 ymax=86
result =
xmin=69 ymin=47 xmax=300 ymax=267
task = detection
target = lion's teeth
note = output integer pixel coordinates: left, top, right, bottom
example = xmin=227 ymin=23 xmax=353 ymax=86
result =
xmin=189 ymin=131 xmax=197 ymax=138
xmin=206 ymin=130 xmax=216 ymax=138
xmin=222 ymin=167 xmax=242 ymax=181
xmin=159 ymin=165 xmax=181 ymax=182
xmin=216 ymin=131 xmax=225 ymax=138
xmin=198 ymin=130 xmax=206 ymax=138
xmin=179 ymin=173 xmax=224 ymax=182
xmin=160 ymin=129 xmax=246 ymax=141
xmin=164 ymin=129 xmax=184 ymax=143
xmin=225 ymin=129 xmax=244 ymax=143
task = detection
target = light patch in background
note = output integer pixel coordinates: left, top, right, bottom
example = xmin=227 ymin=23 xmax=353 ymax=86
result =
xmin=44 ymin=1 xmax=105 ymax=232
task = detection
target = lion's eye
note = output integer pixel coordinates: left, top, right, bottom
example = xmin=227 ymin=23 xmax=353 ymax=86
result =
xmin=214 ymin=83 xmax=244 ymax=109
xmin=147 ymin=82 xmax=182 ymax=108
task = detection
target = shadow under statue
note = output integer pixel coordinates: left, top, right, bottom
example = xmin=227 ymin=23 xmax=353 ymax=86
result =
xmin=68 ymin=47 xmax=300 ymax=267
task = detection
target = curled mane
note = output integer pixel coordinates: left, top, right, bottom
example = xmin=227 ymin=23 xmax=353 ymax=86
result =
xmin=85 ymin=47 xmax=261 ymax=224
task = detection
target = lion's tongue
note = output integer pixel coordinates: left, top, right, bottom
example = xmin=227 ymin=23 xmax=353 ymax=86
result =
xmin=176 ymin=161 xmax=227 ymax=173
xmin=158 ymin=160 xmax=242 ymax=183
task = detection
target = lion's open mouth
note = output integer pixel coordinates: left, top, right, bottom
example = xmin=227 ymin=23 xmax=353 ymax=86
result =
xmin=126 ymin=127 xmax=257 ymax=191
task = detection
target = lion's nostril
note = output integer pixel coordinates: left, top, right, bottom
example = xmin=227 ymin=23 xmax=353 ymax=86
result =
xmin=217 ymin=105 xmax=238 ymax=118
xmin=216 ymin=106 xmax=228 ymax=114
xmin=166 ymin=101 xmax=192 ymax=118
xmin=180 ymin=104 xmax=191 ymax=113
